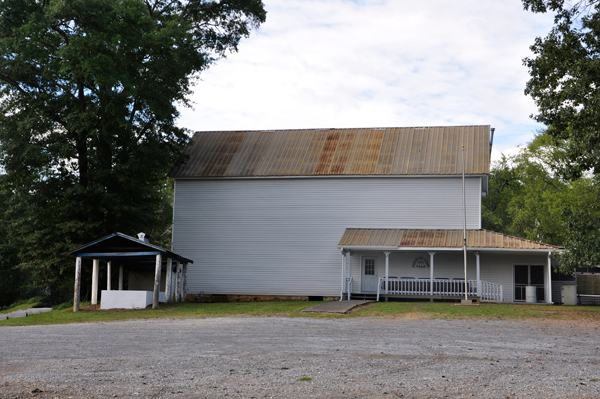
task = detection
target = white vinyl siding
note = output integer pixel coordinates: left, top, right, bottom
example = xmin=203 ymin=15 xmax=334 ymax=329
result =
xmin=172 ymin=176 xmax=482 ymax=296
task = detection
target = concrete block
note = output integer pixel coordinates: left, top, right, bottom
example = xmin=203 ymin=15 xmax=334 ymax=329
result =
xmin=26 ymin=308 xmax=52 ymax=316
xmin=101 ymin=290 xmax=166 ymax=309
xmin=0 ymin=314 xmax=7 ymax=321
xmin=7 ymin=310 xmax=27 ymax=319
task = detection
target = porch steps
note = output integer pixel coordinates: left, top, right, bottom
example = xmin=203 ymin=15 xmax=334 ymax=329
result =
xmin=349 ymin=294 xmax=377 ymax=301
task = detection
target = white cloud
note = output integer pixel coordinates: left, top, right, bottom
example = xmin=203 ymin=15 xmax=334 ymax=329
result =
xmin=177 ymin=0 xmax=555 ymax=157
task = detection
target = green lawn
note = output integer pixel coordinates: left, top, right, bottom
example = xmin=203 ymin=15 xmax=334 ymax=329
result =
xmin=1 ymin=300 xmax=600 ymax=327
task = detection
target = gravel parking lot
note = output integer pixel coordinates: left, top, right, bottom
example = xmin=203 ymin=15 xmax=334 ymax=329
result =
xmin=1 ymin=316 xmax=600 ymax=398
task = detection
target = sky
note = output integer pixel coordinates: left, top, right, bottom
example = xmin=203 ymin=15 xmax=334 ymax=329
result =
xmin=176 ymin=0 xmax=556 ymax=163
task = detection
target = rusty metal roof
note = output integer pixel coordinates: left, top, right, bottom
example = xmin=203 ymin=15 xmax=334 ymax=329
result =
xmin=338 ymin=229 xmax=562 ymax=251
xmin=169 ymin=126 xmax=492 ymax=178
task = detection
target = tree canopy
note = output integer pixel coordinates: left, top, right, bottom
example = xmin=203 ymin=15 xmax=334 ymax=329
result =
xmin=0 ymin=0 xmax=266 ymax=304
xmin=523 ymin=0 xmax=600 ymax=178
xmin=521 ymin=0 xmax=600 ymax=271
xmin=483 ymin=133 xmax=600 ymax=273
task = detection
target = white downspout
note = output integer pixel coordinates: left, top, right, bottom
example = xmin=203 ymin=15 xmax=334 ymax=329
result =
xmin=340 ymin=249 xmax=346 ymax=301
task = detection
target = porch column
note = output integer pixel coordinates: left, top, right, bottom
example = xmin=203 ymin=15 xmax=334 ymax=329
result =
xmin=73 ymin=257 xmax=82 ymax=312
xmin=346 ymin=250 xmax=352 ymax=300
xmin=107 ymin=261 xmax=112 ymax=291
xmin=546 ymin=252 xmax=552 ymax=304
xmin=91 ymin=259 xmax=99 ymax=305
xmin=384 ymin=251 xmax=391 ymax=294
xmin=428 ymin=252 xmax=436 ymax=296
xmin=340 ymin=249 xmax=346 ymax=301
xmin=182 ymin=263 xmax=188 ymax=302
xmin=475 ymin=252 xmax=481 ymax=297
xmin=152 ymin=254 xmax=162 ymax=309
xmin=118 ymin=265 xmax=123 ymax=290
xmin=165 ymin=258 xmax=173 ymax=303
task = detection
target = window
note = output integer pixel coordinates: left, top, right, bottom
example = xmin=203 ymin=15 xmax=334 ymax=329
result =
xmin=364 ymin=258 xmax=375 ymax=275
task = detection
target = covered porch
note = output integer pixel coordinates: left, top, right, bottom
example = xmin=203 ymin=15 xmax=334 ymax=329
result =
xmin=338 ymin=228 xmax=562 ymax=303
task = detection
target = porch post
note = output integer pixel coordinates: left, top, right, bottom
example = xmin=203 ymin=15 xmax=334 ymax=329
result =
xmin=475 ymin=251 xmax=481 ymax=297
xmin=118 ymin=265 xmax=123 ymax=290
xmin=546 ymin=252 xmax=552 ymax=304
xmin=428 ymin=252 xmax=436 ymax=297
xmin=152 ymin=254 xmax=162 ymax=309
xmin=73 ymin=257 xmax=82 ymax=312
xmin=107 ymin=261 xmax=112 ymax=291
xmin=91 ymin=258 xmax=99 ymax=305
xmin=165 ymin=258 xmax=173 ymax=303
xmin=384 ymin=251 xmax=390 ymax=296
xmin=182 ymin=263 xmax=188 ymax=302
xmin=346 ymin=250 xmax=352 ymax=300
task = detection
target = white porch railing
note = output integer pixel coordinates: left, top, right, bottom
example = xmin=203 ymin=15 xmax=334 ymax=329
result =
xmin=480 ymin=280 xmax=503 ymax=302
xmin=377 ymin=278 xmax=503 ymax=302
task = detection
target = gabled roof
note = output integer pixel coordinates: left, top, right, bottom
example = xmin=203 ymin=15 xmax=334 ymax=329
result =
xmin=338 ymin=229 xmax=563 ymax=251
xmin=67 ymin=232 xmax=193 ymax=270
xmin=170 ymin=126 xmax=492 ymax=178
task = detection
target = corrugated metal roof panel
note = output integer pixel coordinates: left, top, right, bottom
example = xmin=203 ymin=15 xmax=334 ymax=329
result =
xmin=169 ymin=126 xmax=492 ymax=178
xmin=338 ymin=229 xmax=562 ymax=250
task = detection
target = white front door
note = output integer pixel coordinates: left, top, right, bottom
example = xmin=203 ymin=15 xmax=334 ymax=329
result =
xmin=361 ymin=257 xmax=378 ymax=293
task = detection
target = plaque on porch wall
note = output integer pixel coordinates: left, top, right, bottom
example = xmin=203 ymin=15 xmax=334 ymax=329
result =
xmin=412 ymin=256 xmax=430 ymax=268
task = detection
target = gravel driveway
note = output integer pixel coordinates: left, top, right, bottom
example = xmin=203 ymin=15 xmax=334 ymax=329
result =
xmin=1 ymin=317 xmax=600 ymax=398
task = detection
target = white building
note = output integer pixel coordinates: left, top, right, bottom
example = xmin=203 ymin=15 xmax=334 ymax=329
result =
xmin=169 ymin=126 xmax=561 ymax=303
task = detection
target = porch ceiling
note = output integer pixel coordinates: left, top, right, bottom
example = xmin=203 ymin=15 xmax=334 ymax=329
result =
xmin=338 ymin=228 xmax=563 ymax=252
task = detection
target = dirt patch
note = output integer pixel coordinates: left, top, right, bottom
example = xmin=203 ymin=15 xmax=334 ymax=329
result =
xmin=77 ymin=304 xmax=139 ymax=312
xmin=523 ymin=317 xmax=600 ymax=330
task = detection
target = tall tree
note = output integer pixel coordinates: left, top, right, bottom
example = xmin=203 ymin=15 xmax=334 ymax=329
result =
xmin=483 ymin=133 xmax=600 ymax=273
xmin=0 ymin=0 xmax=266 ymax=301
xmin=523 ymin=0 xmax=600 ymax=271
xmin=523 ymin=0 xmax=600 ymax=178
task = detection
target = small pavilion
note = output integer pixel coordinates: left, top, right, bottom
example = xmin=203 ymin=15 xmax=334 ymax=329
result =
xmin=68 ymin=232 xmax=193 ymax=311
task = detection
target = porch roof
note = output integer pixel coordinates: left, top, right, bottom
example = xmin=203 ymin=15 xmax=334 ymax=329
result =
xmin=66 ymin=232 xmax=193 ymax=271
xmin=338 ymin=228 xmax=563 ymax=252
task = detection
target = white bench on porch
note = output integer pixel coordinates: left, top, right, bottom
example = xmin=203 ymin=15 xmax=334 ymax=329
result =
xmin=377 ymin=277 xmax=503 ymax=302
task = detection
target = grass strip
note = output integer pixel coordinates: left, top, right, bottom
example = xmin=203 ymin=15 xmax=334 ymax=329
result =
xmin=1 ymin=301 xmax=600 ymax=327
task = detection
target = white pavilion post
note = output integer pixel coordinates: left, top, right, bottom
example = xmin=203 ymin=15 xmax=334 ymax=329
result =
xmin=174 ymin=261 xmax=181 ymax=302
xmin=73 ymin=257 xmax=82 ymax=312
xmin=152 ymin=254 xmax=162 ymax=309
xmin=475 ymin=252 xmax=481 ymax=297
xmin=165 ymin=258 xmax=173 ymax=303
xmin=182 ymin=263 xmax=188 ymax=302
xmin=107 ymin=261 xmax=112 ymax=291
xmin=178 ymin=262 xmax=184 ymax=302
xmin=429 ymin=251 xmax=436 ymax=297
xmin=118 ymin=266 xmax=123 ymax=290
xmin=91 ymin=259 xmax=99 ymax=305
